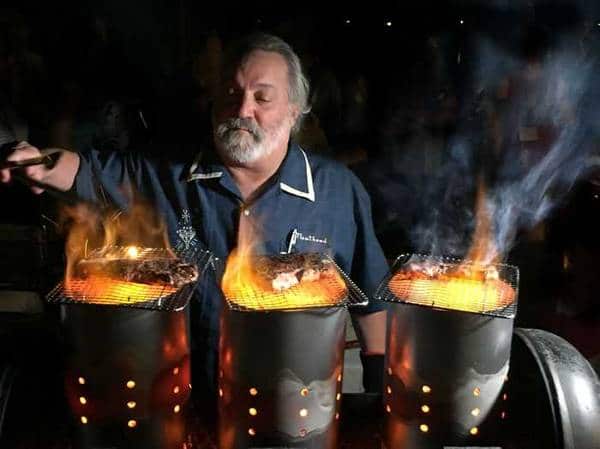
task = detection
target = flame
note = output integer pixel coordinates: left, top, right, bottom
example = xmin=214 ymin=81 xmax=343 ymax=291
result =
xmin=389 ymin=275 xmax=514 ymax=313
xmin=221 ymin=219 xmax=345 ymax=311
xmin=465 ymin=179 xmax=498 ymax=266
xmin=389 ymin=180 xmax=515 ymax=313
xmin=64 ymin=276 xmax=177 ymax=304
xmin=61 ymin=199 xmax=173 ymax=275
xmin=59 ymin=194 xmax=175 ymax=301
xmin=126 ymin=245 xmax=140 ymax=258
xmin=221 ymin=249 xmax=346 ymax=311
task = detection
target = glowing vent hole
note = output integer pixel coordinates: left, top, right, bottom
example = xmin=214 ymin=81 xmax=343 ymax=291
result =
xmin=470 ymin=427 xmax=479 ymax=435
xmin=473 ymin=387 xmax=481 ymax=396
xmin=249 ymin=388 xmax=258 ymax=396
xmin=386 ymin=386 xmax=392 ymax=394
xmin=126 ymin=380 xmax=136 ymax=389
xmin=174 ymin=405 xmax=181 ymax=413
xmin=336 ymin=393 xmax=341 ymax=401
xmin=299 ymin=408 xmax=308 ymax=417
xmin=127 ymin=401 xmax=136 ymax=409
xmin=128 ymin=420 xmax=137 ymax=428
xmin=173 ymin=367 xmax=180 ymax=375
xmin=385 ymin=405 xmax=391 ymax=413
xmin=249 ymin=408 xmax=257 ymax=416
xmin=300 ymin=388 xmax=309 ymax=397
xmin=80 ymin=416 xmax=88 ymax=424
xmin=79 ymin=397 xmax=87 ymax=405
xmin=219 ymin=388 xmax=224 ymax=397
xmin=173 ymin=386 xmax=180 ymax=394
xmin=421 ymin=405 xmax=430 ymax=413
xmin=337 ymin=374 xmax=342 ymax=382
xmin=78 ymin=377 xmax=86 ymax=385
xmin=503 ymin=393 xmax=508 ymax=400
xmin=421 ymin=385 xmax=431 ymax=393
xmin=471 ymin=408 xmax=480 ymax=417
xmin=420 ymin=424 xmax=429 ymax=433
xmin=248 ymin=428 xmax=256 ymax=436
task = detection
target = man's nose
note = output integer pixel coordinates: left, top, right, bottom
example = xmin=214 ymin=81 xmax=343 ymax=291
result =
xmin=235 ymin=93 xmax=255 ymax=118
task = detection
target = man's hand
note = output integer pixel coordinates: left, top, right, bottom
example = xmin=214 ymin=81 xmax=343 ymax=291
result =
xmin=0 ymin=141 xmax=80 ymax=193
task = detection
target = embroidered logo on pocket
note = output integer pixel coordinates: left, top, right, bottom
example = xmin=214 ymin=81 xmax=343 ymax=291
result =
xmin=285 ymin=228 xmax=328 ymax=253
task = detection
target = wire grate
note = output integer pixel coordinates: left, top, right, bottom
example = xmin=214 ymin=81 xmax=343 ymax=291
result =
xmin=375 ymin=253 xmax=519 ymax=318
xmin=220 ymin=253 xmax=368 ymax=312
xmin=46 ymin=247 xmax=212 ymax=312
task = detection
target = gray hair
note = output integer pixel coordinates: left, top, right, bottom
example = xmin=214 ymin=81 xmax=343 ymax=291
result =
xmin=222 ymin=33 xmax=310 ymax=134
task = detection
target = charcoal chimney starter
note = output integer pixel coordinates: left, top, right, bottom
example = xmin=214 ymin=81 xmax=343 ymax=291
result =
xmin=46 ymin=247 xmax=211 ymax=449
xmin=219 ymin=306 xmax=346 ymax=449
xmin=377 ymin=254 xmax=519 ymax=449
xmin=217 ymin=252 xmax=367 ymax=449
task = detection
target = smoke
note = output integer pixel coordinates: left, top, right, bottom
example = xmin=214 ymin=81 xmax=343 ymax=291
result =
xmin=410 ymin=28 xmax=600 ymax=262
xmin=491 ymin=46 xmax=597 ymax=258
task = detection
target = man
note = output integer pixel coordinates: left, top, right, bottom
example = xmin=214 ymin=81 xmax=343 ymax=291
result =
xmin=1 ymin=33 xmax=387 ymax=396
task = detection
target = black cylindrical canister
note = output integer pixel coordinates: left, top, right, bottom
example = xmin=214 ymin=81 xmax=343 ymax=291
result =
xmin=61 ymin=304 xmax=191 ymax=449
xmin=218 ymin=306 xmax=346 ymax=449
xmin=383 ymin=303 xmax=514 ymax=449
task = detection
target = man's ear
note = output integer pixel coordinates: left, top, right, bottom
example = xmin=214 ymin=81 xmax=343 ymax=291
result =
xmin=289 ymin=104 xmax=301 ymax=125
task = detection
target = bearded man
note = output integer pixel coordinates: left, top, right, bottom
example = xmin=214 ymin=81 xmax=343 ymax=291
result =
xmin=1 ymin=33 xmax=388 ymax=400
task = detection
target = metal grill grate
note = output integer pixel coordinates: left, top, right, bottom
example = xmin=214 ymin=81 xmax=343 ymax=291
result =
xmin=46 ymin=247 xmax=213 ymax=312
xmin=375 ymin=253 xmax=519 ymax=318
xmin=220 ymin=254 xmax=368 ymax=312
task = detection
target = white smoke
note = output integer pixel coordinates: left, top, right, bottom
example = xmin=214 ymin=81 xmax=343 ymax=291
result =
xmin=413 ymin=30 xmax=600 ymax=261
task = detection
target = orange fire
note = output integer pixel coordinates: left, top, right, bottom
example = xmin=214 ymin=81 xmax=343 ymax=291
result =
xmin=389 ymin=273 xmax=514 ymax=314
xmin=59 ymin=197 xmax=175 ymax=302
xmin=389 ymin=181 xmax=516 ymax=313
xmin=465 ymin=179 xmax=498 ymax=266
xmin=222 ymin=250 xmax=346 ymax=311
xmin=221 ymin=223 xmax=346 ymax=311
xmin=64 ymin=273 xmax=177 ymax=305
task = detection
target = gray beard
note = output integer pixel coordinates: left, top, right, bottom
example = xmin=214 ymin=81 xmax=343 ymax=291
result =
xmin=214 ymin=117 xmax=271 ymax=164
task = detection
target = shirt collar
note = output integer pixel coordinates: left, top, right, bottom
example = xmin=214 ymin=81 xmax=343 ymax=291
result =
xmin=186 ymin=143 xmax=316 ymax=202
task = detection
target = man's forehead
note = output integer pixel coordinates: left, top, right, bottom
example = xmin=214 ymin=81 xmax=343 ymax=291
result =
xmin=227 ymin=50 xmax=289 ymax=86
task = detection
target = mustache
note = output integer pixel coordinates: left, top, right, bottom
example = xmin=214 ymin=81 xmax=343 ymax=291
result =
xmin=215 ymin=118 xmax=264 ymax=141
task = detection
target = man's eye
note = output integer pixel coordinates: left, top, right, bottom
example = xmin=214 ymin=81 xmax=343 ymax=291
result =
xmin=256 ymin=97 xmax=271 ymax=103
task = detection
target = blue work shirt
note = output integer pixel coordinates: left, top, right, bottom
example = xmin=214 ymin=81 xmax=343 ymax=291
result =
xmin=73 ymin=143 xmax=388 ymax=392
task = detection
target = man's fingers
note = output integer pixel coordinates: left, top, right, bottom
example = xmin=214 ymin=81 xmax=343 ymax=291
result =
xmin=1 ymin=142 xmax=45 ymax=191
xmin=0 ymin=168 xmax=10 ymax=183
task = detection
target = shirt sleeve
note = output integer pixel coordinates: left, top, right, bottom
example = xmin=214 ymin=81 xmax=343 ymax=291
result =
xmin=74 ymin=148 xmax=145 ymax=209
xmin=348 ymin=173 xmax=390 ymax=315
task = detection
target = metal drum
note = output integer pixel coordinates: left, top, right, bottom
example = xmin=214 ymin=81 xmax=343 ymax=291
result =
xmin=218 ymin=306 xmax=347 ymax=449
xmin=383 ymin=304 xmax=514 ymax=449
xmin=61 ymin=305 xmax=191 ymax=449
xmin=45 ymin=247 xmax=211 ymax=449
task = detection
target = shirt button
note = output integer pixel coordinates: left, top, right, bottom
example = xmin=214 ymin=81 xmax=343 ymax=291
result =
xmin=243 ymin=209 xmax=250 ymax=216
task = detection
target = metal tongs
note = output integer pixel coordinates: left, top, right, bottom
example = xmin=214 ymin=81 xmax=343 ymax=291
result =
xmin=0 ymin=151 xmax=61 ymax=171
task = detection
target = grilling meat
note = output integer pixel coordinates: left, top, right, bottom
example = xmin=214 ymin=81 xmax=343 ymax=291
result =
xmin=396 ymin=261 xmax=500 ymax=283
xmin=75 ymin=257 xmax=199 ymax=288
xmin=253 ymin=252 xmax=337 ymax=291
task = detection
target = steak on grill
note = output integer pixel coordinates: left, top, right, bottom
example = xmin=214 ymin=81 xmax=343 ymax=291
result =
xmin=253 ymin=252 xmax=337 ymax=291
xmin=75 ymin=257 xmax=199 ymax=288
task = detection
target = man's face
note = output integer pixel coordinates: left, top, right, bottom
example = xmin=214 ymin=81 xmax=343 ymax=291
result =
xmin=213 ymin=50 xmax=298 ymax=165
